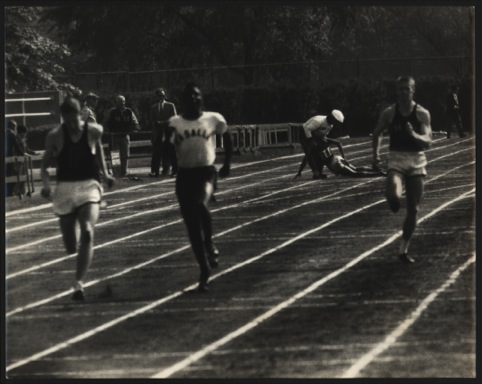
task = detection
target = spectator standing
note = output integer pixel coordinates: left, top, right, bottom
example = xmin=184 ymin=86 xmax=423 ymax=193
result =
xmin=107 ymin=95 xmax=140 ymax=177
xmin=15 ymin=125 xmax=38 ymax=195
xmin=81 ymin=92 xmax=99 ymax=123
xmin=6 ymin=119 xmax=24 ymax=196
xmin=149 ymin=88 xmax=177 ymax=177
xmin=446 ymin=85 xmax=466 ymax=139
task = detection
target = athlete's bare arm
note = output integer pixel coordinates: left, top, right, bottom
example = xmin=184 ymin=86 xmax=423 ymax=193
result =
xmin=219 ymin=131 xmax=232 ymax=178
xmin=406 ymin=107 xmax=432 ymax=149
xmin=41 ymin=128 xmax=61 ymax=198
xmin=91 ymin=123 xmax=115 ymax=187
xmin=326 ymin=138 xmax=345 ymax=159
xmin=372 ymin=106 xmax=393 ymax=166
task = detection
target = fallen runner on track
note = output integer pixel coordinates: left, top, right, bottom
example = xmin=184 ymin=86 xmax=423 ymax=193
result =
xmin=294 ymin=135 xmax=386 ymax=178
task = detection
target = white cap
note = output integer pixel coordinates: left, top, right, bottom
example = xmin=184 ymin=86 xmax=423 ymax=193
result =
xmin=331 ymin=109 xmax=344 ymax=123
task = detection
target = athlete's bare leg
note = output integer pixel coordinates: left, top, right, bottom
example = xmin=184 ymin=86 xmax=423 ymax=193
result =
xmin=400 ymin=175 xmax=425 ymax=255
xmin=198 ymin=181 xmax=214 ymax=243
xmin=385 ymin=170 xmax=403 ymax=213
xmin=59 ymin=213 xmax=80 ymax=255
xmin=75 ymin=203 xmax=100 ymax=283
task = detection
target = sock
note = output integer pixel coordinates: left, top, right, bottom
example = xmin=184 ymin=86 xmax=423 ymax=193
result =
xmin=399 ymin=238 xmax=410 ymax=255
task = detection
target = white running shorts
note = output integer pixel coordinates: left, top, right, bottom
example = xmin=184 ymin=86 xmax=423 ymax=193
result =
xmin=52 ymin=179 xmax=103 ymax=216
xmin=387 ymin=151 xmax=427 ymax=177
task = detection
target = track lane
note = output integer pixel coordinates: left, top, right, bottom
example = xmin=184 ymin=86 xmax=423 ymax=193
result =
xmin=5 ymin=136 xmax=474 ymax=378
xmin=5 ymin=162 xmax=472 ymax=376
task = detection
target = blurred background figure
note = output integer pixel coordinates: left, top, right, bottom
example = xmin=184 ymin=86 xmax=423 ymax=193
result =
xmin=107 ymin=95 xmax=140 ymax=177
xmin=81 ymin=92 xmax=99 ymax=123
xmin=15 ymin=125 xmax=38 ymax=195
xmin=6 ymin=119 xmax=24 ymax=196
xmin=445 ymin=85 xmax=465 ymax=139
xmin=149 ymin=88 xmax=177 ymax=177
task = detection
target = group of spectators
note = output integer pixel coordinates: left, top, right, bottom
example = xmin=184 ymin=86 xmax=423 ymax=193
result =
xmin=78 ymin=88 xmax=177 ymax=178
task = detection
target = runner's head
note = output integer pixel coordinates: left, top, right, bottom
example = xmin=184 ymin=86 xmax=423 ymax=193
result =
xmin=181 ymin=82 xmax=203 ymax=115
xmin=115 ymin=95 xmax=126 ymax=110
xmin=85 ymin=92 xmax=99 ymax=107
xmin=60 ymin=98 xmax=82 ymax=130
xmin=396 ymin=76 xmax=416 ymax=103
xmin=155 ymin=88 xmax=167 ymax=102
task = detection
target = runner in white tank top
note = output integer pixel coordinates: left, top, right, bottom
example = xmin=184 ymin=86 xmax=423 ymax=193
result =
xmin=168 ymin=83 xmax=232 ymax=292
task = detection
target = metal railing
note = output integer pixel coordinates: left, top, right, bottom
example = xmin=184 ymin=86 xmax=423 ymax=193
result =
xmin=5 ymin=91 xmax=64 ymax=127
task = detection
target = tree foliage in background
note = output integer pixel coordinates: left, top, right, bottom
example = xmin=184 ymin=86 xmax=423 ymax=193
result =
xmin=44 ymin=4 xmax=335 ymax=83
xmin=6 ymin=5 xmax=474 ymax=91
xmin=42 ymin=5 xmax=474 ymax=74
xmin=5 ymin=6 xmax=76 ymax=93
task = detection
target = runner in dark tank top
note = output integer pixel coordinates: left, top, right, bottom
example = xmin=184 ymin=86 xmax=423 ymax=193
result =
xmin=57 ymin=122 xmax=101 ymax=183
xmin=389 ymin=103 xmax=425 ymax=152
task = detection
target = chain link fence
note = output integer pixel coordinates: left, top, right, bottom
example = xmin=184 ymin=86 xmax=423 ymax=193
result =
xmin=56 ymin=56 xmax=472 ymax=93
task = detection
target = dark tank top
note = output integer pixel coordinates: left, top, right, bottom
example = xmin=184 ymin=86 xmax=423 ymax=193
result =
xmin=389 ymin=103 xmax=424 ymax=152
xmin=57 ymin=123 xmax=100 ymax=182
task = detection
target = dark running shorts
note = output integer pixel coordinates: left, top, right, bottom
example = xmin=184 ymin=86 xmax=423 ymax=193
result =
xmin=176 ymin=166 xmax=217 ymax=203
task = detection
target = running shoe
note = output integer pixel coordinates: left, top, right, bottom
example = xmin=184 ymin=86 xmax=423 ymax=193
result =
xmin=198 ymin=270 xmax=210 ymax=292
xmin=205 ymin=241 xmax=220 ymax=268
xmin=71 ymin=289 xmax=85 ymax=301
xmin=399 ymin=253 xmax=415 ymax=264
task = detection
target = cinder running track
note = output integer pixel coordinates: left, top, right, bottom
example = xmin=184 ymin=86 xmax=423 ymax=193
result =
xmin=5 ymin=136 xmax=475 ymax=379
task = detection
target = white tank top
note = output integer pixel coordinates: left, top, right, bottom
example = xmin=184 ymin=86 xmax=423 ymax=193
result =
xmin=303 ymin=115 xmax=332 ymax=139
xmin=169 ymin=112 xmax=227 ymax=168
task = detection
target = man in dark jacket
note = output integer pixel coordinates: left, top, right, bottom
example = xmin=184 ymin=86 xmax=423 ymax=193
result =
xmin=149 ymin=88 xmax=177 ymax=177
xmin=107 ymin=95 xmax=140 ymax=176
xmin=446 ymin=85 xmax=465 ymax=139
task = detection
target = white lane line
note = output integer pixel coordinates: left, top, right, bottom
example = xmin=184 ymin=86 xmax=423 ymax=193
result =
xmin=5 ymin=179 xmax=384 ymax=371
xmin=5 ymin=143 xmax=376 ymax=234
xmin=429 ymin=183 xmax=475 ymax=194
xmin=151 ymin=189 xmax=474 ymax=378
xmin=6 ymin=146 xmax=379 ymax=269
xmin=6 ymin=154 xmax=472 ymax=315
xmin=6 ymin=190 xmax=174 ymax=234
xmin=4 ymin=147 xmax=326 ymax=219
xmin=5 ymin=158 xmax=303 ymax=233
xmin=4 ymin=136 xmax=444 ymax=219
xmin=6 ymin=160 xmax=312 ymax=252
xmin=5 ymin=179 xmax=327 ymax=315
xmin=6 ymin=183 xmax=473 ymax=373
xmin=5 ymin=161 xmax=318 ymax=259
xmin=4 ymin=138 xmax=455 ymax=245
xmin=341 ymin=253 xmax=476 ymax=378
xmin=4 ymin=178 xmax=174 ymax=218
xmin=6 ymin=134 xmax=444 ymax=233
